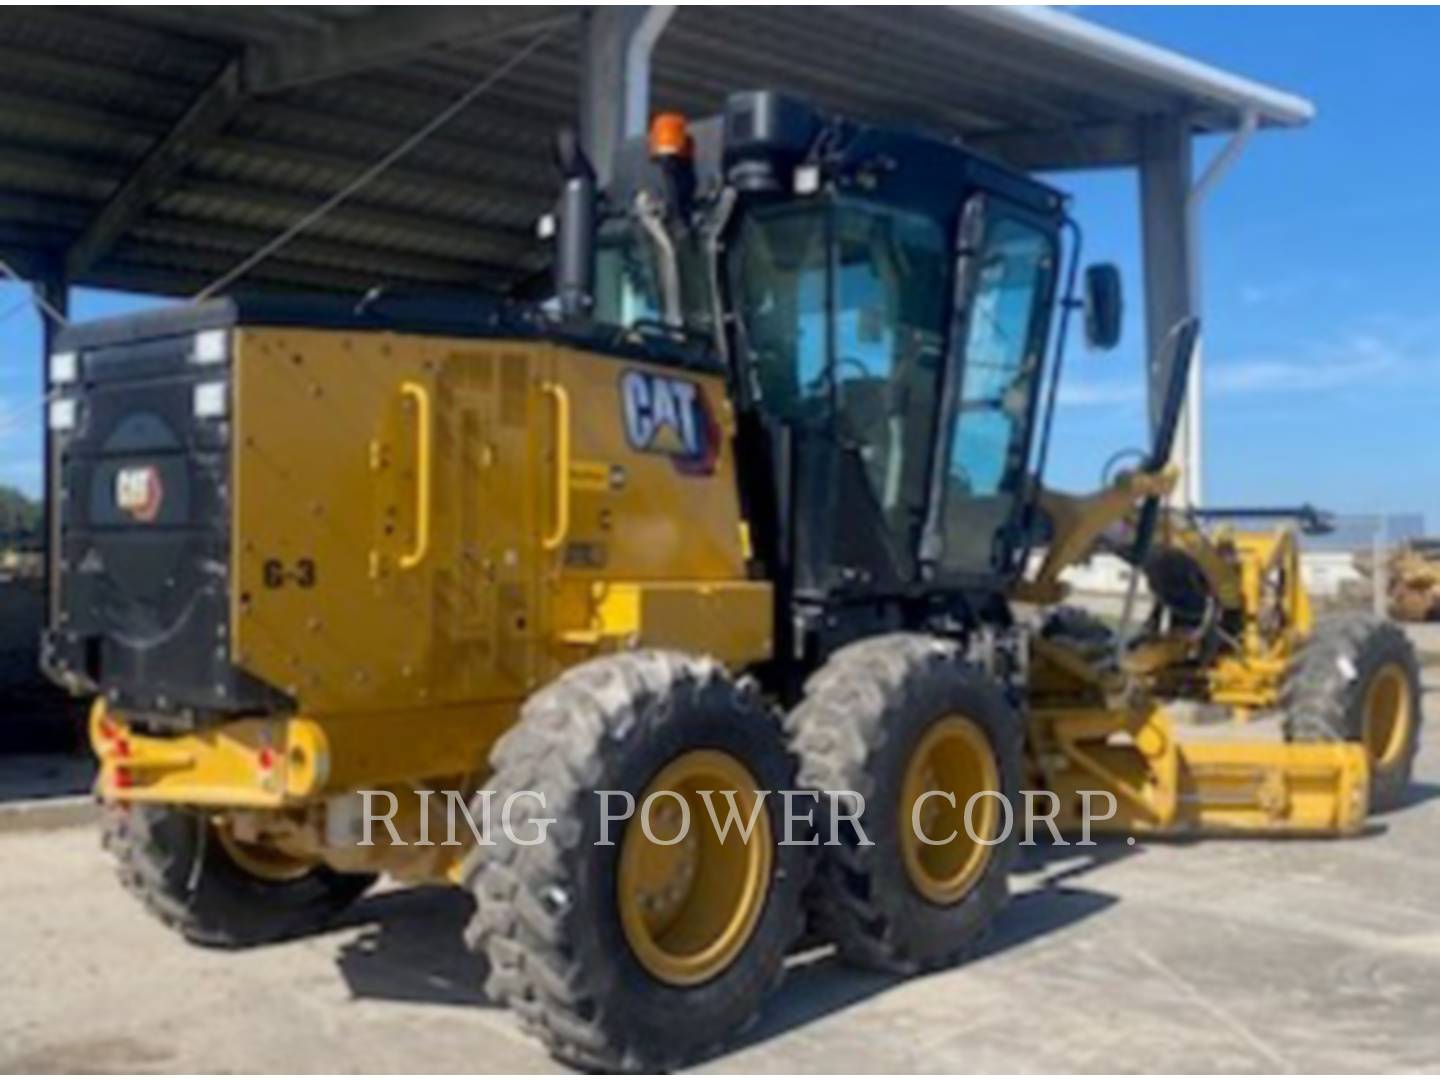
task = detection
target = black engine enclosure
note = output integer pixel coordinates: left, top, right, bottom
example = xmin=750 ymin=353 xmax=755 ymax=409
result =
xmin=44 ymin=302 xmax=287 ymax=721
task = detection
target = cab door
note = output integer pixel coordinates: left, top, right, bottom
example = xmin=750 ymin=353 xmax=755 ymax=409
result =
xmin=927 ymin=198 xmax=1058 ymax=582
xmin=728 ymin=198 xmax=952 ymax=600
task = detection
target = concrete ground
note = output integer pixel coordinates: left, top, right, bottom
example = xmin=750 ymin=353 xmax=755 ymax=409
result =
xmin=2 ymin=697 xmax=1439 ymax=1071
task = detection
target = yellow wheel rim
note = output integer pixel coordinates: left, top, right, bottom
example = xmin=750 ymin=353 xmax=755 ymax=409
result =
xmin=899 ymin=716 xmax=1001 ymax=906
xmin=618 ymin=750 xmax=772 ymax=987
xmin=1363 ymin=663 xmax=1413 ymax=770
xmin=214 ymin=821 xmax=316 ymax=883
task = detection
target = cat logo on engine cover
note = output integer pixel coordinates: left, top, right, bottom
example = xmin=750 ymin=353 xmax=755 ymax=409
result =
xmin=115 ymin=465 xmax=163 ymax=523
xmin=619 ymin=369 xmax=719 ymax=475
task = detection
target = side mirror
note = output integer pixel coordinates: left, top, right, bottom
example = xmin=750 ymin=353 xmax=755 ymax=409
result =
xmin=1083 ymin=263 xmax=1123 ymax=351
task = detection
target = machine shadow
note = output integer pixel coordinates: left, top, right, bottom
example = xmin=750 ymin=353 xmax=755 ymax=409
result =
xmin=718 ymin=840 xmax=1133 ymax=1063
xmin=330 ymin=841 xmax=1138 ymax=1038
xmin=333 ymin=885 xmax=494 ymax=1008
xmin=1375 ymin=779 xmax=1440 ymax=816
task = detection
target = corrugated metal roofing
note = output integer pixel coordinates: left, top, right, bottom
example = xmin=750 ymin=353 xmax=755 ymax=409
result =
xmin=0 ymin=6 xmax=1313 ymax=299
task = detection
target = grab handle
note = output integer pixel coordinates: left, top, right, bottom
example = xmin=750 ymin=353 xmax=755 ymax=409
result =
xmin=399 ymin=380 xmax=431 ymax=570
xmin=542 ymin=381 xmax=571 ymax=552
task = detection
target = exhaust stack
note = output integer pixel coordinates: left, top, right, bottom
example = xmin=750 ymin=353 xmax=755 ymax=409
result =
xmin=553 ymin=128 xmax=596 ymax=321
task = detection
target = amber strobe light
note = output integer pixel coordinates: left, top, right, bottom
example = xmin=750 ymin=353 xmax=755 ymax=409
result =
xmin=649 ymin=112 xmax=692 ymax=159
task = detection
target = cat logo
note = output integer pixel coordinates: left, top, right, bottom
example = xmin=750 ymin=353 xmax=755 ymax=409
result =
xmin=619 ymin=369 xmax=718 ymax=475
xmin=115 ymin=465 xmax=163 ymax=523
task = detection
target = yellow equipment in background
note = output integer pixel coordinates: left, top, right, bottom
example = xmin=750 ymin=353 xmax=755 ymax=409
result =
xmin=1362 ymin=537 xmax=1440 ymax=622
xmin=1027 ymin=491 xmax=1420 ymax=811
xmin=1135 ymin=517 xmax=1314 ymax=712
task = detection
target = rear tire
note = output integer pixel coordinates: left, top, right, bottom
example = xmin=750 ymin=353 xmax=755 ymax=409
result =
xmin=787 ymin=634 xmax=1022 ymax=974
xmin=1283 ymin=615 xmax=1423 ymax=810
xmin=463 ymin=651 xmax=809 ymax=1072
xmin=102 ymin=802 xmax=375 ymax=947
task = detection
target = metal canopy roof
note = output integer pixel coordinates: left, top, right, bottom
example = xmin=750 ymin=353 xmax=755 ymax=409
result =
xmin=0 ymin=5 xmax=1313 ymax=299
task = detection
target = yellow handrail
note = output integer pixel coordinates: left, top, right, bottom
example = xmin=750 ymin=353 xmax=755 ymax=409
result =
xmin=542 ymin=381 xmax=571 ymax=552
xmin=399 ymin=380 xmax=431 ymax=570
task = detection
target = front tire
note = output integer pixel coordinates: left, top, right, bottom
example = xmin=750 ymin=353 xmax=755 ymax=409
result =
xmin=1283 ymin=615 xmax=1423 ymax=810
xmin=787 ymin=634 xmax=1022 ymax=974
xmin=102 ymin=803 xmax=375 ymax=947
xmin=463 ymin=651 xmax=809 ymax=1071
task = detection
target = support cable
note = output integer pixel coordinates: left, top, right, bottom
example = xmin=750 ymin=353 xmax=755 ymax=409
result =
xmin=0 ymin=260 xmax=71 ymax=435
xmin=0 ymin=258 xmax=70 ymax=328
xmin=191 ymin=26 xmax=558 ymax=303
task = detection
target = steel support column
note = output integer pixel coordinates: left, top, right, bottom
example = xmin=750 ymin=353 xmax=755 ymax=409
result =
xmin=1138 ymin=114 xmax=1199 ymax=507
xmin=578 ymin=6 xmax=675 ymax=186
xmin=35 ymin=258 xmax=68 ymax=621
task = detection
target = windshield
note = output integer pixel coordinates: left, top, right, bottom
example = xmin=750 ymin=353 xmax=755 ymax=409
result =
xmin=935 ymin=208 xmax=1056 ymax=577
xmin=948 ymin=216 xmax=1054 ymax=497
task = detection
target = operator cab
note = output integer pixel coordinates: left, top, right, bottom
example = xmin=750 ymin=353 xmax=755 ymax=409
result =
xmin=579 ymin=92 xmax=1107 ymax=658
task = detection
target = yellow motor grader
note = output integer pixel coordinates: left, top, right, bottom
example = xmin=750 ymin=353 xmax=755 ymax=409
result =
xmin=46 ymin=93 xmax=1418 ymax=1070
xmin=1029 ymin=496 xmax=1420 ymax=809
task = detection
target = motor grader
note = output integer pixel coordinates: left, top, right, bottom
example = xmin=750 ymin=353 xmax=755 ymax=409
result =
xmin=46 ymin=91 xmax=1419 ymax=1071
xmin=1031 ymin=501 xmax=1421 ymax=809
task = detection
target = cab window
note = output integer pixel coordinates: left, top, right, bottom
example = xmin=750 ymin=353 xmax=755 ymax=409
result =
xmin=939 ymin=213 xmax=1054 ymax=575
xmin=730 ymin=199 xmax=949 ymax=550
xmin=594 ymin=223 xmax=661 ymax=327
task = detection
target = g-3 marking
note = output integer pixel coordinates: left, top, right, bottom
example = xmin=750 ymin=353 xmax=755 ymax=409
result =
xmin=262 ymin=558 xmax=317 ymax=589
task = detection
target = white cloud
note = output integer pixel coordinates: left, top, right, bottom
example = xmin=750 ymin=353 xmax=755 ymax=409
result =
xmin=1057 ymin=380 xmax=1144 ymax=407
xmin=1238 ymin=280 xmax=1304 ymax=308
xmin=1209 ymin=333 xmax=1402 ymax=397
xmin=1057 ymin=330 xmax=1417 ymax=409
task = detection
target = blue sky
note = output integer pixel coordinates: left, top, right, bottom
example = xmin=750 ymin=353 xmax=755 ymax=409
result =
xmin=3 ymin=7 xmax=1439 ymax=526
xmin=1049 ymin=6 xmax=1440 ymax=528
xmin=0 ymin=287 xmax=168 ymax=496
